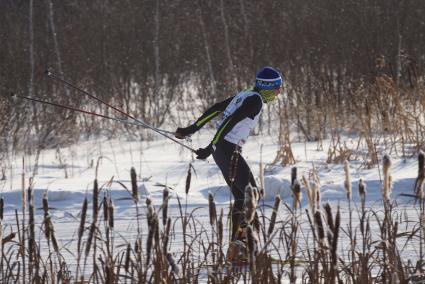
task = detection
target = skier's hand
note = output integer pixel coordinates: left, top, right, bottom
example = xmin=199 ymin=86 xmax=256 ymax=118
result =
xmin=195 ymin=144 xmax=215 ymax=160
xmin=175 ymin=125 xmax=197 ymax=139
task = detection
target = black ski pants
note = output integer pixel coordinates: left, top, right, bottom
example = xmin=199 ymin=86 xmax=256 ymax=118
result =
xmin=212 ymin=139 xmax=257 ymax=240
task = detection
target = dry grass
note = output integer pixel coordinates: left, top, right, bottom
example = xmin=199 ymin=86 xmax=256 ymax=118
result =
xmin=2 ymin=156 xmax=425 ymax=282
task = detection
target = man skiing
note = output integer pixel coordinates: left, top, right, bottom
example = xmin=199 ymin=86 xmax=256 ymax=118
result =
xmin=175 ymin=66 xmax=283 ymax=258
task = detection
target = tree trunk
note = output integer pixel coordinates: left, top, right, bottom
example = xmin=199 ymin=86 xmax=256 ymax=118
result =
xmin=197 ymin=1 xmax=216 ymax=104
xmin=219 ymin=0 xmax=237 ymax=90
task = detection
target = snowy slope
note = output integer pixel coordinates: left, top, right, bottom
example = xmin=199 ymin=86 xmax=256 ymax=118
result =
xmin=0 ymin=128 xmax=419 ymax=212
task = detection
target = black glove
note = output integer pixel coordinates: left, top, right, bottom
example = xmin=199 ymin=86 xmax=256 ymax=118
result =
xmin=195 ymin=144 xmax=215 ymax=160
xmin=175 ymin=125 xmax=198 ymax=139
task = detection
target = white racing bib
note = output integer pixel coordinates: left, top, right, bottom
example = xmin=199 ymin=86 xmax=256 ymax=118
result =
xmin=217 ymin=90 xmax=263 ymax=146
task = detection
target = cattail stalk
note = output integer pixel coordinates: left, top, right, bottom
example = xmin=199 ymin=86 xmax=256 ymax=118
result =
xmin=146 ymin=198 xmax=154 ymax=227
xmin=83 ymin=179 xmax=100 ymax=280
xmin=246 ymin=225 xmax=257 ymax=277
xmin=162 ymin=187 xmax=169 ymax=226
xmin=76 ymin=196 xmax=88 ymax=281
xmin=93 ymin=179 xmax=99 ymax=222
xmin=303 ymin=176 xmax=316 ymax=214
xmin=259 ymin=145 xmax=265 ymax=198
xmin=21 ymin=158 xmax=26 ymax=283
xmin=314 ymin=210 xmax=325 ymax=244
xmin=167 ymin=253 xmax=179 ymax=276
xmin=0 ymin=197 xmax=3 ymax=220
xmin=27 ymin=185 xmax=35 ymax=277
xmin=415 ymin=151 xmax=425 ymax=199
xmin=359 ymin=179 xmax=366 ymax=208
xmin=146 ymin=213 xmax=157 ymax=267
xmin=163 ymin=217 xmax=171 ymax=254
xmin=124 ymin=243 xmax=131 ymax=273
xmin=291 ymin=167 xmax=297 ymax=186
xmin=185 ymin=163 xmax=192 ymax=195
xmin=244 ymin=184 xmax=257 ymax=226
xmin=292 ymin=180 xmax=302 ymax=210
xmin=108 ymin=198 xmax=114 ymax=230
xmin=313 ymin=182 xmax=321 ymax=208
xmin=43 ymin=192 xmax=59 ymax=253
xmin=131 ymin=167 xmax=139 ymax=202
xmin=382 ymin=154 xmax=392 ymax=201
xmin=344 ymin=160 xmax=352 ymax=200
xmin=103 ymin=195 xmax=109 ymax=224
xmin=268 ymin=195 xmax=281 ymax=237
xmin=0 ymin=219 xmax=2 ymax=273
xmin=208 ymin=192 xmax=217 ymax=226
xmin=218 ymin=208 xmax=224 ymax=248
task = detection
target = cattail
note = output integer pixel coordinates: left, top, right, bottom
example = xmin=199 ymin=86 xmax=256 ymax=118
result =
xmin=185 ymin=163 xmax=192 ymax=195
xmin=130 ymin=167 xmax=139 ymax=202
xmin=291 ymin=167 xmax=297 ymax=186
xmin=0 ymin=196 xmax=3 ymax=220
xmin=42 ymin=191 xmax=51 ymax=240
xmin=2 ymin=232 xmax=16 ymax=244
xmin=135 ymin=239 xmax=140 ymax=255
xmin=313 ymin=182 xmax=321 ymax=208
xmin=259 ymin=145 xmax=265 ymax=198
xmin=43 ymin=191 xmax=59 ymax=252
xmin=28 ymin=185 xmax=35 ymax=265
xmin=344 ymin=160 xmax=352 ymax=200
xmin=85 ymin=223 xmax=96 ymax=258
xmin=50 ymin=228 xmax=59 ymax=253
xmin=124 ymin=243 xmax=131 ymax=272
xmin=167 ymin=253 xmax=180 ymax=275
xmin=208 ymin=192 xmax=217 ymax=226
xmin=146 ymin=214 xmax=157 ymax=266
xmin=331 ymin=206 xmax=340 ymax=267
xmin=163 ymin=217 xmax=171 ymax=253
xmin=103 ymin=195 xmax=109 ymax=223
xmin=162 ymin=187 xmax=169 ymax=226
xmin=229 ymin=147 xmax=241 ymax=183
xmin=268 ymin=195 xmax=281 ymax=237
xmin=93 ymin=179 xmax=99 ymax=222
xmin=323 ymin=203 xmax=335 ymax=233
xmin=218 ymin=208 xmax=224 ymax=247
xmin=323 ymin=203 xmax=334 ymax=250
xmin=21 ymin=158 xmax=26 ymax=215
xmin=146 ymin=198 xmax=154 ymax=227
xmin=382 ymin=154 xmax=392 ymax=201
xmin=292 ymin=180 xmax=302 ymax=210
xmin=314 ymin=211 xmax=325 ymax=245
xmin=244 ymin=185 xmax=257 ymax=225
xmin=415 ymin=151 xmax=425 ymax=199
xmin=85 ymin=182 xmax=99 ymax=258
xmin=359 ymin=178 xmax=366 ymax=205
xmin=0 ymin=219 xmax=2 ymax=258
xmin=78 ymin=196 xmax=88 ymax=255
xmin=108 ymin=199 xmax=114 ymax=229
xmin=303 ymin=176 xmax=316 ymax=213
xmin=246 ymin=225 xmax=258 ymax=274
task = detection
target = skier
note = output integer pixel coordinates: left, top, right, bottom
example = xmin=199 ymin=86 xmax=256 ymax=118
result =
xmin=175 ymin=66 xmax=283 ymax=258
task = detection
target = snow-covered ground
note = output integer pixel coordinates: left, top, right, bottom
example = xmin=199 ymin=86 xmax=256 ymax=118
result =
xmin=0 ymin=128 xmax=419 ymax=209
xmin=0 ymin=127 xmax=422 ymax=280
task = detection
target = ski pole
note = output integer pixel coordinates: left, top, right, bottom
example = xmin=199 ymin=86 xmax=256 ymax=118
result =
xmin=8 ymin=92 xmax=151 ymax=127
xmin=44 ymin=70 xmax=195 ymax=152
xmin=46 ymin=70 xmax=162 ymax=130
xmin=8 ymin=92 xmax=196 ymax=152
xmin=9 ymin=91 xmax=188 ymax=139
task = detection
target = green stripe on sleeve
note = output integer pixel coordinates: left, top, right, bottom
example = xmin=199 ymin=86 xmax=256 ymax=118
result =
xmin=212 ymin=119 xmax=231 ymax=145
xmin=195 ymin=111 xmax=220 ymax=127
